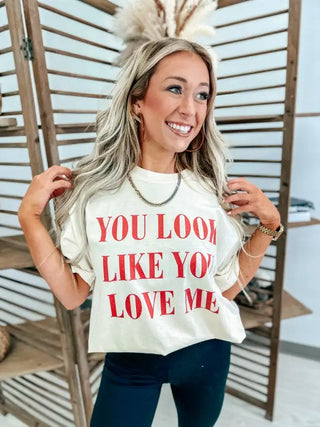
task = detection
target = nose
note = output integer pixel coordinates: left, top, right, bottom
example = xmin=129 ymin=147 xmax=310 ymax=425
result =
xmin=178 ymin=94 xmax=196 ymax=117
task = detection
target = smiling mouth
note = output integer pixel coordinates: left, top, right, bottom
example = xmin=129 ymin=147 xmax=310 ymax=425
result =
xmin=166 ymin=121 xmax=193 ymax=135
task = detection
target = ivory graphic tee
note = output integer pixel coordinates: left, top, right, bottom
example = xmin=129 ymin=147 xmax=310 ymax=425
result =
xmin=60 ymin=166 xmax=246 ymax=355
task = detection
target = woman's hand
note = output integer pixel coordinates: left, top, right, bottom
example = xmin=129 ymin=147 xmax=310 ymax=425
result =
xmin=224 ymin=177 xmax=280 ymax=229
xmin=18 ymin=166 xmax=72 ymax=220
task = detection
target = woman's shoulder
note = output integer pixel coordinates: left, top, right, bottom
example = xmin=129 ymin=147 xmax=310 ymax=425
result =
xmin=181 ymin=169 xmax=219 ymax=200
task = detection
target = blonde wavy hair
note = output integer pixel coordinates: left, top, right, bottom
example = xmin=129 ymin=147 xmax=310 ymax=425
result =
xmin=55 ymin=37 xmax=245 ymax=265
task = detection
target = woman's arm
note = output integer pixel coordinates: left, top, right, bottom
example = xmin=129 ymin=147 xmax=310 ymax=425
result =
xmin=18 ymin=166 xmax=90 ymax=310
xmin=221 ymin=178 xmax=281 ymax=301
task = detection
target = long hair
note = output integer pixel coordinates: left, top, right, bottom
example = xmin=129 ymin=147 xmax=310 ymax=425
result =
xmin=55 ymin=37 xmax=244 ymax=264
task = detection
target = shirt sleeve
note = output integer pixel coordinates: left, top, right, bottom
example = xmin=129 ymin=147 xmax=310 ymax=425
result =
xmin=215 ymin=248 xmax=240 ymax=292
xmin=214 ymin=214 xmax=241 ymax=292
xmin=60 ymin=213 xmax=95 ymax=289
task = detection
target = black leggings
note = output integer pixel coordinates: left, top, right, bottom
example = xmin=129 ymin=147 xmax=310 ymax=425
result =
xmin=90 ymin=339 xmax=231 ymax=427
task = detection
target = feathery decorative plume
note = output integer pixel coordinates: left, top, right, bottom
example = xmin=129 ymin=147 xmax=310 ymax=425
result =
xmin=113 ymin=0 xmax=218 ymax=66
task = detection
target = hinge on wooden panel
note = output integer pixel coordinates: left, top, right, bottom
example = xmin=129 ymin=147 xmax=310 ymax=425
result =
xmin=21 ymin=37 xmax=33 ymax=61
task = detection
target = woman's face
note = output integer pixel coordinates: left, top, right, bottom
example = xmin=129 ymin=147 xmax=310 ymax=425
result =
xmin=134 ymin=51 xmax=210 ymax=162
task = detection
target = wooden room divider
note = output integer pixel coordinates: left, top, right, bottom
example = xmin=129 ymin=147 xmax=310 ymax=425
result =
xmin=1 ymin=0 xmax=316 ymax=425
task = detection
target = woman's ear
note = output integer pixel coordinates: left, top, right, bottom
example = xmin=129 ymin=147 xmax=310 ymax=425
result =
xmin=132 ymin=99 xmax=142 ymax=115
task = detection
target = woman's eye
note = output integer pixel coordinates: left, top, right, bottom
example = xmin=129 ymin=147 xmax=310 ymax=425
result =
xmin=167 ymin=86 xmax=182 ymax=94
xmin=197 ymin=92 xmax=210 ymax=101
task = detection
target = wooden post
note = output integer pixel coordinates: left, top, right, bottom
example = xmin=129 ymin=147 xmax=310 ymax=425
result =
xmin=19 ymin=1 xmax=89 ymax=424
xmin=53 ymin=301 xmax=88 ymax=427
xmin=72 ymin=309 xmax=94 ymax=424
xmin=22 ymin=0 xmax=59 ymax=166
xmin=266 ymin=0 xmax=302 ymax=420
xmin=4 ymin=0 xmax=43 ymax=177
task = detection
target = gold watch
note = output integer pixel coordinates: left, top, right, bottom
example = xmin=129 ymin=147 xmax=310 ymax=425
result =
xmin=256 ymin=223 xmax=284 ymax=241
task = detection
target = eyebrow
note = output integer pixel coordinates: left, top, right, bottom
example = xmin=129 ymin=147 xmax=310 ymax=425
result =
xmin=163 ymin=76 xmax=210 ymax=88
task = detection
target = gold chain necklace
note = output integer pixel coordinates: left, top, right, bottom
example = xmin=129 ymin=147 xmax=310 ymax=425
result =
xmin=128 ymin=173 xmax=181 ymax=207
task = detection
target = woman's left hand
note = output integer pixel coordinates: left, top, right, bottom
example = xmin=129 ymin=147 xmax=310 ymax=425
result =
xmin=224 ymin=178 xmax=280 ymax=228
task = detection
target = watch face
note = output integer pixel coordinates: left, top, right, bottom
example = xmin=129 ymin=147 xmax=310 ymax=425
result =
xmin=274 ymin=224 xmax=284 ymax=240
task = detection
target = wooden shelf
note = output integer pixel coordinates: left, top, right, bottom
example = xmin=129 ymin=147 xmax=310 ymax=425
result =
xmin=288 ymin=217 xmax=320 ymax=228
xmin=0 ymin=317 xmax=64 ymax=381
xmin=0 ymin=235 xmax=34 ymax=270
xmin=0 ymin=337 xmax=64 ymax=381
xmin=240 ymin=289 xmax=312 ymax=330
xmin=0 ymin=117 xmax=17 ymax=127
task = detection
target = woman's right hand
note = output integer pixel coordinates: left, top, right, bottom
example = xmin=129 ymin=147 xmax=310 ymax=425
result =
xmin=18 ymin=166 xmax=72 ymax=220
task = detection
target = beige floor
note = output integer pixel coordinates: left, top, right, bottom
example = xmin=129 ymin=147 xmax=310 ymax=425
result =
xmin=1 ymin=351 xmax=319 ymax=426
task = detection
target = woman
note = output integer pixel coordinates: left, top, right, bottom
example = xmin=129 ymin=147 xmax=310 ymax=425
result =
xmin=18 ymin=38 xmax=282 ymax=427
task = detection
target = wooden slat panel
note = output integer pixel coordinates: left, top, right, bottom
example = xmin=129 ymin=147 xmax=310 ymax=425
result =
xmin=216 ymin=114 xmax=284 ymax=124
xmin=218 ymin=0 xmax=249 ymax=8
xmin=23 ymin=0 xmax=59 ymax=166
xmin=55 ymin=123 xmax=95 ymax=134
xmin=222 ymin=128 xmax=283 ymax=133
xmin=295 ymin=112 xmax=320 ymax=117
xmin=218 ymin=66 xmax=286 ymax=80
xmin=2 ymin=91 xmax=20 ymax=99
xmin=266 ymin=0 xmax=302 ymax=419
xmin=57 ymin=137 xmax=95 ymax=145
xmin=48 ymin=68 xmax=115 ymax=83
xmin=213 ymin=28 xmax=287 ymax=47
xmin=38 ymin=2 xmax=113 ymax=34
xmin=0 ymin=142 xmax=27 ymax=147
xmin=221 ymin=47 xmax=286 ymax=62
xmin=229 ymin=144 xmax=282 ymax=148
xmin=53 ymin=109 xmax=98 ymax=114
xmin=229 ymin=363 xmax=269 ymax=378
xmin=227 ymin=386 xmax=267 ymax=409
xmin=14 ymin=377 xmax=72 ymax=410
xmin=215 ymin=101 xmax=284 ymax=108
xmin=0 ymin=194 xmax=23 ymax=199
xmin=0 ymin=47 xmax=12 ymax=54
xmin=0 ymin=110 xmax=23 ymax=116
xmin=228 ymin=371 xmax=268 ymax=388
xmin=227 ymin=376 xmax=268 ymax=396
xmin=2 ymin=383 xmax=70 ymax=425
xmin=217 ymin=84 xmax=285 ymax=95
xmin=216 ymin=9 xmax=288 ymax=29
xmin=0 ymin=117 xmax=17 ymax=127
xmin=79 ymin=0 xmax=117 ymax=15
xmin=50 ymin=89 xmax=106 ymax=99
xmin=233 ymin=159 xmax=281 ymax=163
xmin=60 ymin=156 xmax=83 ymax=164
xmin=230 ymin=351 xmax=270 ymax=368
xmin=0 ymin=162 xmax=30 ymax=166
xmin=0 ymin=69 xmax=16 ymax=76
xmin=0 ymin=24 xmax=9 ymax=32
xmin=0 ymin=397 xmax=53 ymax=427
xmin=41 ymin=25 xmax=119 ymax=53
xmin=5 ymin=0 xmax=45 ymax=180
xmin=45 ymin=46 xmax=114 ymax=66
xmin=0 ymin=178 xmax=31 ymax=183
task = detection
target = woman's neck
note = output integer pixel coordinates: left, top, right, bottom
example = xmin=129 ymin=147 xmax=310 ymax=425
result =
xmin=139 ymin=153 xmax=177 ymax=174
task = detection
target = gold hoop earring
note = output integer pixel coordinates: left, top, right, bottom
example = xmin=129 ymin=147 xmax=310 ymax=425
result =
xmin=138 ymin=113 xmax=145 ymax=144
xmin=186 ymin=127 xmax=205 ymax=152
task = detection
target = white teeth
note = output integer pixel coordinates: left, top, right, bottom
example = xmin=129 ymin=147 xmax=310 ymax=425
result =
xmin=167 ymin=122 xmax=191 ymax=134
